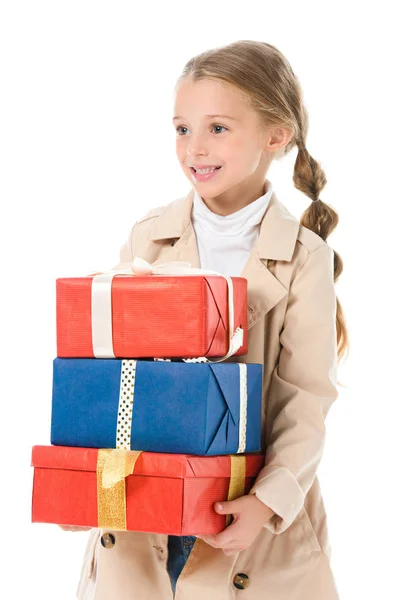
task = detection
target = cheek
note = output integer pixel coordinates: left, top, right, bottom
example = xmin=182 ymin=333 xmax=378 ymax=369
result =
xmin=222 ymin=139 xmax=253 ymax=164
xmin=176 ymin=139 xmax=188 ymax=161
xmin=235 ymin=142 xmax=264 ymax=172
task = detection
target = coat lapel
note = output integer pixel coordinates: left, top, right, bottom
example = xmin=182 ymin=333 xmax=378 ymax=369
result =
xmin=149 ymin=180 xmax=299 ymax=328
xmin=149 ymin=190 xmax=201 ymax=268
xmin=240 ymin=187 xmax=300 ymax=327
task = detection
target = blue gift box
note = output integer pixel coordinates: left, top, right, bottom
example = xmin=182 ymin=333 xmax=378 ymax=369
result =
xmin=51 ymin=358 xmax=263 ymax=455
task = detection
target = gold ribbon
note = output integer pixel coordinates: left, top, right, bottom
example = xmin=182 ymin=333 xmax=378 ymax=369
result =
xmin=97 ymin=449 xmax=142 ymax=530
xmin=226 ymin=455 xmax=246 ymax=526
xmin=96 ymin=449 xmax=245 ymax=530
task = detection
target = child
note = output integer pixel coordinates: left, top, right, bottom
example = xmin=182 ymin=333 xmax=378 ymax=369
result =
xmin=75 ymin=40 xmax=347 ymax=600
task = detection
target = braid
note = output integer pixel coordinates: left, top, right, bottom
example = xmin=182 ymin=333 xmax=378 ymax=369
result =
xmin=293 ymin=141 xmax=349 ymax=363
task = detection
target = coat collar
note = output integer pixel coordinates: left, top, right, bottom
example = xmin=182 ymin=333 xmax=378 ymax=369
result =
xmin=149 ymin=179 xmax=299 ymax=261
xmin=149 ymin=179 xmax=300 ymax=329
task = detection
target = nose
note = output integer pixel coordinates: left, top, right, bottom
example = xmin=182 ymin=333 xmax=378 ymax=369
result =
xmin=187 ymin=134 xmax=209 ymax=158
xmin=187 ymin=146 xmax=208 ymax=160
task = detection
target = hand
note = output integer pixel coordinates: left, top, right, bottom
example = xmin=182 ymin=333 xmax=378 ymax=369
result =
xmin=196 ymin=495 xmax=274 ymax=556
xmin=58 ymin=525 xmax=92 ymax=532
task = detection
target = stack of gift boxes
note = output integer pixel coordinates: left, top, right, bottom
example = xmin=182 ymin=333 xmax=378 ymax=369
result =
xmin=31 ymin=259 xmax=265 ymax=535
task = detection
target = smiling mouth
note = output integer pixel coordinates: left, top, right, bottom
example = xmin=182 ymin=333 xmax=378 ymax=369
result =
xmin=190 ymin=166 xmax=222 ymax=173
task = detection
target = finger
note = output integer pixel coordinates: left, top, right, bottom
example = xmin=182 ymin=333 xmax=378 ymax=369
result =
xmin=198 ymin=534 xmax=241 ymax=549
xmin=199 ymin=537 xmax=221 ymax=549
xmin=206 ymin=513 xmax=242 ymax=545
xmin=196 ymin=534 xmax=217 ymax=545
xmin=197 ymin=531 xmax=237 ymax=545
xmin=212 ymin=529 xmax=237 ymax=546
xmin=196 ymin=516 xmax=242 ymax=547
xmin=201 ymin=536 xmax=241 ymax=550
xmin=212 ymin=518 xmax=244 ymax=546
xmin=199 ymin=531 xmax=229 ymax=547
xmin=214 ymin=497 xmax=246 ymax=516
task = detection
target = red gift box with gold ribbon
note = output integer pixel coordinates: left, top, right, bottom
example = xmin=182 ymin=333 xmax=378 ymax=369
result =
xmin=31 ymin=446 xmax=264 ymax=535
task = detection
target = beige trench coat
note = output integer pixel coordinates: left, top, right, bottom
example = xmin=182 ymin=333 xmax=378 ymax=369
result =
xmin=77 ymin=179 xmax=340 ymax=600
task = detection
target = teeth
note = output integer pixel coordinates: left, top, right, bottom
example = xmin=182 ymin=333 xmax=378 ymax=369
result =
xmin=195 ymin=167 xmax=219 ymax=174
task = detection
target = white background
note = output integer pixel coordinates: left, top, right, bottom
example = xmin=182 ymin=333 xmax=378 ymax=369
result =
xmin=1 ymin=1 xmax=399 ymax=598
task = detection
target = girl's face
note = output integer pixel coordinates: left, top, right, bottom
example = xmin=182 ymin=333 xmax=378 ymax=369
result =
xmin=173 ymin=78 xmax=272 ymax=201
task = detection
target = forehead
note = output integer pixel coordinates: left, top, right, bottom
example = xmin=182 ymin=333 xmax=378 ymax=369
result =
xmin=173 ymin=78 xmax=252 ymax=120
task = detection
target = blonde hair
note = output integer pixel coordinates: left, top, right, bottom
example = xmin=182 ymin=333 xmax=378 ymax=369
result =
xmin=176 ymin=40 xmax=349 ymax=363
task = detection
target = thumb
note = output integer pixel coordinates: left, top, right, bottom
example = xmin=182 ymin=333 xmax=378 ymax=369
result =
xmin=214 ymin=497 xmax=245 ymax=515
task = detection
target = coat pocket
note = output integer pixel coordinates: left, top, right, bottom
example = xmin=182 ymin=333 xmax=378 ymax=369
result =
xmin=297 ymin=507 xmax=321 ymax=553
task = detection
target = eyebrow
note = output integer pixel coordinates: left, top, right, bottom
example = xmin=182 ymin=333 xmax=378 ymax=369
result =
xmin=172 ymin=114 xmax=238 ymax=122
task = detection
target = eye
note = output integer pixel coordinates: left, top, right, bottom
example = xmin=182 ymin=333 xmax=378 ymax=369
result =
xmin=175 ymin=126 xmax=188 ymax=135
xmin=175 ymin=124 xmax=228 ymax=135
xmin=211 ymin=124 xmax=227 ymax=134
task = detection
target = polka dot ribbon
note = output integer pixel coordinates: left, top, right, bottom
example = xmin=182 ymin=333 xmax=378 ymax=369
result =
xmin=116 ymin=360 xmax=137 ymax=450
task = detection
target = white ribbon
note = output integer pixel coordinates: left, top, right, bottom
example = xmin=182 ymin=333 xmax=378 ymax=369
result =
xmin=237 ymin=364 xmax=248 ymax=453
xmin=91 ymin=257 xmax=244 ymax=363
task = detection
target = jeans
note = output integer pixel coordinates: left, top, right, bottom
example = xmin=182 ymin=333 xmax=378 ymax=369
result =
xmin=167 ymin=535 xmax=197 ymax=596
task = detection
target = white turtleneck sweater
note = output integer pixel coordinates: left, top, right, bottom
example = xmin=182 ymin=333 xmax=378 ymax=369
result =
xmin=191 ymin=182 xmax=274 ymax=276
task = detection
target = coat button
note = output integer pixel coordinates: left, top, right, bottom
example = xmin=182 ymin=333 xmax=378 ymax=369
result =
xmin=233 ymin=573 xmax=250 ymax=590
xmin=100 ymin=533 xmax=115 ymax=549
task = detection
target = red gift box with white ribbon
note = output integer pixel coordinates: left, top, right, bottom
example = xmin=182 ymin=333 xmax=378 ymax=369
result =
xmin=56 ymin=257 xmax=248 ymax=360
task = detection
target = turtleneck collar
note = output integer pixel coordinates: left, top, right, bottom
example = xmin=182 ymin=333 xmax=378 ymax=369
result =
xmin=192 ymin=180 xmax=274 ymax=237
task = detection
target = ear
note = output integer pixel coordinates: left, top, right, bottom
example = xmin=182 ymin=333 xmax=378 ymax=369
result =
xmin=263 ymin=126 xmax=293 ymax=153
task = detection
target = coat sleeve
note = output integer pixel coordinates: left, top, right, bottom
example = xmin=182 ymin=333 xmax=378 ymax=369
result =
xmin=248 ymin=243 xmax=339 ymax=534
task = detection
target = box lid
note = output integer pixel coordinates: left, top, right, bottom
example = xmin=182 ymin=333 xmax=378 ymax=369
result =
xmin=31 ymin=445 xmax=264 ymax=478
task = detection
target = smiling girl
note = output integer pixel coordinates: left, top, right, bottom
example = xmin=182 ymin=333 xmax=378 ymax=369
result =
xmin=76 ymin=39 xmax=348 ymax=600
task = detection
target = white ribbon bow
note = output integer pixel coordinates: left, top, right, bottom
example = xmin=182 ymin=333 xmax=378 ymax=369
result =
xmin=91 ymin=257 xmax=244 ymax=363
